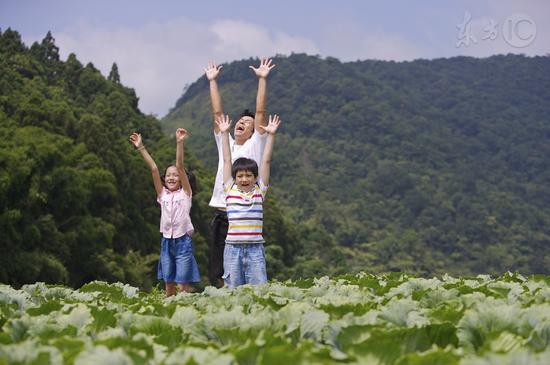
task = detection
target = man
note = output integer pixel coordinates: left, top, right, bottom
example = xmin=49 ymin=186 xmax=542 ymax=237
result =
xmin=204 ymin=58 xmax=276 ymax=286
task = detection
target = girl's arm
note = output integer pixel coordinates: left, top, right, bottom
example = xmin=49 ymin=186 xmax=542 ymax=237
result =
xmin=129 ymin=132 xmax=163 ymax=196
xmin=215 ymin=115 xmax=233 ymax=184
xmin=258 ymin=115 xmax=281 ymax=186
xmin=175 ymin=128 xmax=192 ymax=196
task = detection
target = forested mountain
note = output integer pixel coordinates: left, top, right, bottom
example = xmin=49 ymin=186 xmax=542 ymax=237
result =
xmin=163 ymin=53 xmax=550 ymax=277
xmin=2 ymin=27 xmax=549 ymax=288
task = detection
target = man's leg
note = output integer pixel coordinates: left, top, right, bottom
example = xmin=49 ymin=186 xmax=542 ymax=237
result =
xmin=209 ymin=210 xmax=228 ymax=287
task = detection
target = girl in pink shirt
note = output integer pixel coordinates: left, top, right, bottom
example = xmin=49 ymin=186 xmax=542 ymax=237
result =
xmin=129 ymin=128 xmax=200 ymax=296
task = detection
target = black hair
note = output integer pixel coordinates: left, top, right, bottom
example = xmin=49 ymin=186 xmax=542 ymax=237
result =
xmin=161 ymin=165 xmax=197 ymax=194
xmin=238 ymin=109 xmax=255 ymax=120
xmin=232 ymin=158 xmax=258 ymax=179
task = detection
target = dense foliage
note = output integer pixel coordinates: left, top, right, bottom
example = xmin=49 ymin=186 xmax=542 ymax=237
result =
xmin=0 ymin=29 xmax=298 ymax=289
xmin=2 ymin=26 xmax=549 ymax=289
xmin=3 ymin=273 xmax=550 ymax=364
xmin=163 ymin=53 xmax=550 ymax=277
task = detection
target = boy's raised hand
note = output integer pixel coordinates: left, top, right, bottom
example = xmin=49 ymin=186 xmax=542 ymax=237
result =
xmin=205 ymin=61 xmax=222 ymax=81
xmin=129 ymin=132 xmax=143 ymax=149
xmin=258 ymin=115 xmax=281 ymax=134
xmin=176 ymin=128 xmax=188 ymax=142
xmin=215 ymin=115 xmax=232 ymax=133
xmin=249 ymin=58 xmax=276 ymax=79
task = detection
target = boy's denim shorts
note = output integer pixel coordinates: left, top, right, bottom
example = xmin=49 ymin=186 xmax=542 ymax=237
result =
xmin=157 ymin=235 xmax=200 ymax=284
xmin=222 ymin=243 xmax=267 ymax=288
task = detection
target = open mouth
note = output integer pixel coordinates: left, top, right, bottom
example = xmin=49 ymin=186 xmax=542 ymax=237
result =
xmin=236 ymin=125 xmax=245 ymax=132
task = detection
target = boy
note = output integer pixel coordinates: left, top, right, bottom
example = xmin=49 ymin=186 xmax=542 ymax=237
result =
xmin=216 ymin=114 xmax=281 ymax=288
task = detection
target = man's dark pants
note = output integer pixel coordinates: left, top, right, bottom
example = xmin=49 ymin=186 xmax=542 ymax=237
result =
xmin=209 ymin=210 xmax=228 ymax=286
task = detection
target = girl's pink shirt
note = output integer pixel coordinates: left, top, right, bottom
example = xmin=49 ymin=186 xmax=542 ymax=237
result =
xmin=157 ymin=187 xmax=194 ymax=239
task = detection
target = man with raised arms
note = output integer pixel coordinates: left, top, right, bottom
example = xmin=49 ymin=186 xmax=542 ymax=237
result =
xmin=204 ymin=58 xmax=276 ymax=286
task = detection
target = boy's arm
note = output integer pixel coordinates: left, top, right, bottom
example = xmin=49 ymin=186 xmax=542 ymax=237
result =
xmin=249 ymin=58 xmax=276 ymax=134
xmin=129 ymin=132 xmax=163 ymax=196
xmin=205 ymin=61 xmax=224 ymax=134
xmin=215 ymin=115 xmax=233 ymax=183
xmin=176 ymin=128 xmax=192 ymax=196
xmin=258 ymin=115 xmax=281 ymax=186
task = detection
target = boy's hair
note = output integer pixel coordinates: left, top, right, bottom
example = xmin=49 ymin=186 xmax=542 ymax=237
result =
xmin=238 ymin=109 xmax=255 ymax=120
xmin=161 ymin=165 xmax=197 ymax=194
xmin=232 ymin=158 xmax=258 ymax=179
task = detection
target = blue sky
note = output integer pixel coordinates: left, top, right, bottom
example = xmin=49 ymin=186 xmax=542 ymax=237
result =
xmin=1 ymin=0 xmax=548 ymax=116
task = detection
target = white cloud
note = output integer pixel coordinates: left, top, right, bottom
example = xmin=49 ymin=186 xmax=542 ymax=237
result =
xmin=316 ymin=21 xmax=431 ymax=62
xmin=210 ymin=20 xmax=319 ymax=60
xmin=50 ymin=18 xmax=319 ymax=117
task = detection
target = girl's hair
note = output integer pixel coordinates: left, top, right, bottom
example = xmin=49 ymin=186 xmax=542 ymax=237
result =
xmin=161 ymin=165 xmax=197 ymax=194
xmin=232 ymin=158 xmax=258 ymax=179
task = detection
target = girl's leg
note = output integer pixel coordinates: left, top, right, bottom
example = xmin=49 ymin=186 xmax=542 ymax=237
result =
xmin=165 ymin=282 xmax=177 ymax=296
xmin=174 ymin=235 xmax=200 ymax=289
xmin=177 ymin=283 xmax=193 ymax=293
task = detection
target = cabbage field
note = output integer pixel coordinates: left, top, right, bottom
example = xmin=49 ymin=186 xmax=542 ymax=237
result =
xmin=2 ymin=272 xmax=550 ymax=364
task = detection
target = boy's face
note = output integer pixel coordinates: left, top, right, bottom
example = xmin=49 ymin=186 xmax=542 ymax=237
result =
xmin=164 ymin=166 xmax=181 ymax=191
xmin=235 ymin=169 xmax=256 ymax=192
xmin=233 ymin=116 xmax=254 ymax=141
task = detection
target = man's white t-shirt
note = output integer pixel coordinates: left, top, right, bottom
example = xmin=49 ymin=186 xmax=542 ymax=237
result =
xmin=209 ymin=131 xmax=268 ymax=208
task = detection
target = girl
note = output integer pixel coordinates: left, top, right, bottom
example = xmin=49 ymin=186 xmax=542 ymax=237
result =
xmin=129 ymin=128 xmax=200 ymax=296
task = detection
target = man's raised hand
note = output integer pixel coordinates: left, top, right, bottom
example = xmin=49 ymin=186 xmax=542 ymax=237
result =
xmin=205 ymin=61 xmax=222 ymax=81
xmin=249 ymin=58 xmax=276 ymax=79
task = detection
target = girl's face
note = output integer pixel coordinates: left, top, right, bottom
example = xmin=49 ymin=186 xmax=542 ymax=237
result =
xmin=235 ymin=169 xmax=256 ymax=192
xmin=164 ymin=166 xmax=181 ymax=191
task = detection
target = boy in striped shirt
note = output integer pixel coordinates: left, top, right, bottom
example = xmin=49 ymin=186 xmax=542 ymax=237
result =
xmin=216 ymin=113 xmax=281 ymax=288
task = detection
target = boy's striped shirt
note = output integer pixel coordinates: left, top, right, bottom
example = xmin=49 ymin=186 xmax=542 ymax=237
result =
xmin=224 ymin=179 xmax=268 ymax=244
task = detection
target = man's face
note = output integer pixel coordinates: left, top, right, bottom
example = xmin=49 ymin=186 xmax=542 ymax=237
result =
xmin=233 ymin=116 xmax=254 ymax=141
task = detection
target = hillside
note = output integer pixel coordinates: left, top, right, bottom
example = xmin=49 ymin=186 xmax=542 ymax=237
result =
xmin=163 ymin=53 xmax=550 ymax=276
xmin=0 ymin=29 xmax=300 ymax=288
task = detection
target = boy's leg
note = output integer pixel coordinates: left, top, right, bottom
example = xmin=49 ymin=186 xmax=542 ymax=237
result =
xmin=223 ymin=244 xmax=245 ymax=288
xmin=209 ymin=210 xmax=228 ymax=287
xmin=243 ymin=244 xmax=268 ymax=285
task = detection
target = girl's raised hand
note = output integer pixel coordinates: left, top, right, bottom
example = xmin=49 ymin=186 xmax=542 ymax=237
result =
xmin=129 ymin=132 xmax=143 ymax=148
xmin=176 ymin=128 xmax=188 ymax=142
xmin=215 ymin=115 xmax=232 ymax=133
xmin=259 ymin=115 xmax=281 ymax=134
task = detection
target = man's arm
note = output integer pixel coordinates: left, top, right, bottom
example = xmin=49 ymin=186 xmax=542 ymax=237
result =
xmin=249 ymin=58 xmax=276 ymax=134
xmin=205 ymin=61 xmax=224 ymax=133
xmin=176 ymin=128 xmax=192 ymax=196
xmin=258 ymin=115 xmax=281 ymax=186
